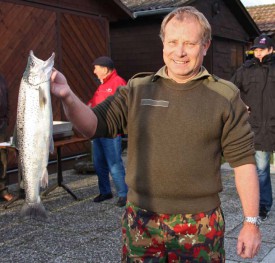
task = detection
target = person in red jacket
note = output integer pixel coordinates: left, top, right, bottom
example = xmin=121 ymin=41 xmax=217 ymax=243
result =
xmin=87 ymin=56 xmax=128 ymax=207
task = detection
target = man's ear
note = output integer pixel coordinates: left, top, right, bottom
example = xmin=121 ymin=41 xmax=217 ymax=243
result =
xmin=202 ymin=40 xmax=211 ymax=56
xmin=103 ymin=67 xmax=109 ymax=74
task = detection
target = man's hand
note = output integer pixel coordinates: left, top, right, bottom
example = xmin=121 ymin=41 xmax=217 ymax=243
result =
xmin=50 ymin=68 xmax=98 ymax=138
xmin=50 ymin=69 xmax=71 ymax=99
xmin=237 ymin=223 xmax=261 ymax=258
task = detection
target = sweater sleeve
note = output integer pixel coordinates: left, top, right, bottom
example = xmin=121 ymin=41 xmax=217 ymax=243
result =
xmin=91 ymin=85 xmax=128 ymax=138
xmin=221 ymin=89 xmax=256 ymax=167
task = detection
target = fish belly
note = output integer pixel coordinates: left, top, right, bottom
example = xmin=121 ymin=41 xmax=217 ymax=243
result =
xmin=17 ymin=81 xmax=52 ymax=220
xmin=19 ymin=83 xmax=51 ymax=202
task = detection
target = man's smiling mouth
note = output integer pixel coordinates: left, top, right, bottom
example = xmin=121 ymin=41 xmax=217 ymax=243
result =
xmin=174 ymin=60 xmax=188 ymax=64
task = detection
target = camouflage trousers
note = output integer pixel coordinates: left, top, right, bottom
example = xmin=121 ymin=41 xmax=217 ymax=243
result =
xmin=121 ymin=202 xmax=225 ymax=263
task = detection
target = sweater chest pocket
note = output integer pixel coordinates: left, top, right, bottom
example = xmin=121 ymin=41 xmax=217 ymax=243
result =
xmin=141 ymin=99 xmax=169 ymax=107
xmin=138 ymin=99 xmax=170 ymax=128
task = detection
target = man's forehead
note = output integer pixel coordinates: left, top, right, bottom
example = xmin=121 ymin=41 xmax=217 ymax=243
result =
xmin=164 ymin=17 xmax=202 ymax=38
xmin=167 ymin=14 xmax=198 ymax=26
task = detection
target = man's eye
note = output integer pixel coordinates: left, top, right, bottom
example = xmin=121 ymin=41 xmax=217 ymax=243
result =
xmin=168 ymin=41 xmax=177 ymax=45
xmin=185 ymin=42 xmax=196 ymax=47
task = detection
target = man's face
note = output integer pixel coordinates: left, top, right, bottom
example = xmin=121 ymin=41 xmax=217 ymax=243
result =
xmin=163 ymin=17 xmax=210 ymax=83
xmin=254 ymin=47 xmax=273 ymax=62
xmin=93 ymin=65 xmax=108 ymax=81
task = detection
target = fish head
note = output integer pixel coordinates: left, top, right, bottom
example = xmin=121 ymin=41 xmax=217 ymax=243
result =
xmin=24 ymin=50 xmax=55 ymax=86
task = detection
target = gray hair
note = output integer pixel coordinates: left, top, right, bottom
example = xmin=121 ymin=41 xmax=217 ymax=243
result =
xmin=159 ymin=6 xmax=212 ymax=44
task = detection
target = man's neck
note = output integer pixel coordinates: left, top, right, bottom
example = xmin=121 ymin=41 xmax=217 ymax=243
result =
xmin=166 ymin=67 xmax=202 ymax=83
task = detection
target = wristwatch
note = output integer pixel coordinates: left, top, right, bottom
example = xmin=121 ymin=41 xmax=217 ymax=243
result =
xmin=244 ymin=216 xmax=261 ymax=227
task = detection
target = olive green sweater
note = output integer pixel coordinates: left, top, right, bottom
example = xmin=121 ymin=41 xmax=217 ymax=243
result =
xmin=93 ymin=66 xmax=256 ymax=214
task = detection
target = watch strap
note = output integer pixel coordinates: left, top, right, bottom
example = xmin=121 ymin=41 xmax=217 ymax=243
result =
xmin=244 ymin=216 xmax=261 ymax=227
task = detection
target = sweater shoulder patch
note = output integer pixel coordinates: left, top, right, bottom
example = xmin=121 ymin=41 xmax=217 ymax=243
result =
xmin=130 ymin=72 xmax=155 ymax=80
xmin=129 ymin=72 xmax=156 ymax=86
xmin=207 ymin=75 xmax=239 ymax=100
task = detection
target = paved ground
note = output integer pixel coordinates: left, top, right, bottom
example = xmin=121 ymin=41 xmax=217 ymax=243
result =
xmin=0 ymin=157 xmax=275 ymax=262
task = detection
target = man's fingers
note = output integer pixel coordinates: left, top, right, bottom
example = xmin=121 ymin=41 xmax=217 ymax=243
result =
xmin=238 ymin=242 xmax=260 ymax=259
xmin=237 ymin=240 xmax=244 ymax=256
xmin=51 ymin=68 xmax=58 ymax=82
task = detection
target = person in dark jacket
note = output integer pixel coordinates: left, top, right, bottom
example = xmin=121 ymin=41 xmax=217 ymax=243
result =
xmin=0 ymin=74 xmax=13 ymax=201
xmin=231 ymin=34 xmax=274 ymax=221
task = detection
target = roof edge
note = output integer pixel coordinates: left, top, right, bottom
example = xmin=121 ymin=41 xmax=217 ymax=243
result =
xmin=133 ymin=7 xmax=174 ymax=18
xmin=113 ymin=0 xmax=134 ymax=19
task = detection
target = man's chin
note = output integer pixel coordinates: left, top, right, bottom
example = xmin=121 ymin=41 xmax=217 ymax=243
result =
xmin=170 ymin=70 xmax=197 ymax=80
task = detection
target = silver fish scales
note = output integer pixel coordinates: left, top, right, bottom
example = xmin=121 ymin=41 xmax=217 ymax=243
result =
xmin=13 ymin=50 xmax=55 ymax=220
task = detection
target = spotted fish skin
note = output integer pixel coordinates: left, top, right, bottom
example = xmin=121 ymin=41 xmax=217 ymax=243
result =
xmin=13 ymin=50 xmax=55 ymax=221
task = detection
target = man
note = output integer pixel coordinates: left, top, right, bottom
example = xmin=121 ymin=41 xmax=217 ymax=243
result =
xmin=51 ymin=6 xmax=261 ymax=262
xmin=87 ymin=56 xmax=128 ymax=207
xmin=231 ymin=34 xmax=274 ymax=221
xmin=0 ymin=74 xmax=13 ymax=201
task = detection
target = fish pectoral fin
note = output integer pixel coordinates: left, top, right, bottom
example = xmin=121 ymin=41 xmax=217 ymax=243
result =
xmin=41 ymin=168 xmax=49 ymax=188
xmin=49 ymin=136 xmax=54 ymax=154
xmin=39 ymin=86 xmax=47 ymax=108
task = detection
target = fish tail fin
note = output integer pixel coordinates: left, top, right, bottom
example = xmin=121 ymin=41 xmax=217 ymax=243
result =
xmin=41 ymin=168 xmax=48 ymax=188
xmin=20 ymin=202 xmax=48 ymax=221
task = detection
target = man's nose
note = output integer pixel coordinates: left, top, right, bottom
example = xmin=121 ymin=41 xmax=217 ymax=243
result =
xmin=175 ymin=44 xmax=187 ymax=56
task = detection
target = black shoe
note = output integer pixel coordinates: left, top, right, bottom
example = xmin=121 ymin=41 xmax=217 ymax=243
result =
xmin=116 ymin=196 xmax=127 ymax=207
xmin=259 ymin=207 xmax=270 ymax=221
xmin=93 ymin=193 xmax=113 ymax=203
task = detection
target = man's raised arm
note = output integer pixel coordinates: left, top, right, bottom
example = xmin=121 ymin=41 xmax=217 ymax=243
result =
xmin=50 ymin=69 xmax=97 ymax=138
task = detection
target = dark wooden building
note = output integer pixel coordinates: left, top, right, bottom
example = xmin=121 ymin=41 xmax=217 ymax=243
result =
xmin=111 ymin=0 xmax=260 ymax=81
xmin=0 ymin=0 xmax=262 ymax=174
xmin=0 ymin=0 xmax=131 ymax=170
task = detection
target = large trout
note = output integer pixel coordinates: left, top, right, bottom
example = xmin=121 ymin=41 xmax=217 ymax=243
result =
xmin=13 ymin=50 xmax=55 ymax=220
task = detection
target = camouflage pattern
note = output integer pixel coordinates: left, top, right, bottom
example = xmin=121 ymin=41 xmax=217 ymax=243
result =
xmin=122 ymin=202 xmax=225 ymax=262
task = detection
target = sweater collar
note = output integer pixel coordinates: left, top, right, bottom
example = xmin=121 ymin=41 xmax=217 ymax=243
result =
xmin=154 ymin=66 xmax=210 ymax=82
